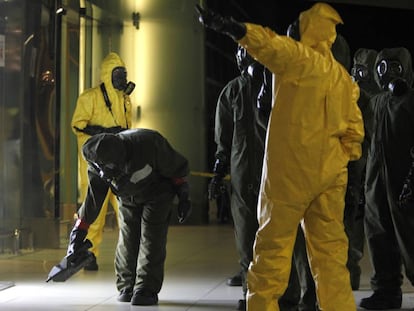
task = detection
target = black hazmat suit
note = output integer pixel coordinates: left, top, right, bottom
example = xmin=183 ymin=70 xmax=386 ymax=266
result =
xmin=345 ymin=48 xmax=379 ymax=290
xmin=212 ymin=54 xmax=268 ymax=299
xmin=212 ymin=47 xmax=316 ymax=310
xmin=77 ymin=128 xmax=190 ymax=297
xmin=364 ymin=47 xmax=414 ymax=296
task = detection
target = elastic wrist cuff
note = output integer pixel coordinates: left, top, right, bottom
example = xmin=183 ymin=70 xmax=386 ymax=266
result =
xmin=75 ymin=218 xmax=90 ymax=230
xmin=172 ymin=177 xmax=187 ymax=186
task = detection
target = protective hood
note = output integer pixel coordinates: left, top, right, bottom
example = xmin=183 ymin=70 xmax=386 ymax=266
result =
xmin=352 ymin=48 xmax=379 ymax=95
xmin=100 ymin=52 xmax=126 ymax=109
xmin=299 ymin=3 xmax=343 ymax=56
xmin=82 ymin=133 xmax=126 ymax=166
xmin=374 ymin=47 xmax=413 ymax=90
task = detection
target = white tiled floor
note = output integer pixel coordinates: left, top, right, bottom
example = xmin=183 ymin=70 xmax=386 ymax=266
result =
xmin=0 ymin=224 xmax=414 ymax=310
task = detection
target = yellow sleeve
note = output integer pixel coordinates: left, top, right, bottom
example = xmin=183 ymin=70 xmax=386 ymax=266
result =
xmin=71 ymin=89 xmax=96 ymax=135
xmin=238 ymin=23 xmax=291 ymax=75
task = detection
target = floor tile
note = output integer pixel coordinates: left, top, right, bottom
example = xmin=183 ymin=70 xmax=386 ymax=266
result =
xmin=0 ymin=224 xmax=413 ymax=310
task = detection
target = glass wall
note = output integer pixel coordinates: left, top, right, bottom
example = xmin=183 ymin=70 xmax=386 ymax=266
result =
xmin=0 ymin=0 xmax=25 ymax=246
xmin=0 ymin=0 xmax=60 ymax=249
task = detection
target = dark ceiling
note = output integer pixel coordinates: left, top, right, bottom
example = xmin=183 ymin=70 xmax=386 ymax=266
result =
xmin=232 ymin=0 xmax=414 ymax=57
xmin=310 ymin=0 xmax=414 ymax=10
xmin=204 ymin=0 xmax=414 ymax=109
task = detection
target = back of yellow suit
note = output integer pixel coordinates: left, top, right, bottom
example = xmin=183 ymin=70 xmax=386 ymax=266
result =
xmin=237 ymin=3 xmax=364 ymax=311
xmin=71 ymin=52 xmax=132 ymax=265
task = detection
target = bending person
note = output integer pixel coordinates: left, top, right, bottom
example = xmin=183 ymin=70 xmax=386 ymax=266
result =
xmin=67 ymin=129 xmax=192 ymax=306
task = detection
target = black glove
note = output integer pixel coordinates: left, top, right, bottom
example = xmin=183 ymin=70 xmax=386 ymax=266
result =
xmin=175 ymin=181 xmax=192 ymax=223
xmin=178 ymin=198 xmax=192 ymax=224
xmin=195 ymin=4 xmax=246 ymax=41
xmin=74 ymin=125 xmax=125 ymax=136
xmin=105 ymin=126 xmax=125 ymax=134
xmin=67 ymin=219 xmax=90 ymax=256
xmin=208 ymin=159 xmax=228 ymax=200
xmin=208 ymin=176 xmax=226 ymax=200
xmin=216 ymin=182 xmax=231 ymax=223
xmin=399 ymin=148 xmax=414 ymax=210
xmin=399 ymin=180 xmax=414 ymax=209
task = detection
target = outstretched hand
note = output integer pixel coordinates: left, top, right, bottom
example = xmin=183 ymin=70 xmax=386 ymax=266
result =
xmin=195 ymin=4 xmax=247 ymax=40
xmin=195 ymin=4 xmax=225 ymax=32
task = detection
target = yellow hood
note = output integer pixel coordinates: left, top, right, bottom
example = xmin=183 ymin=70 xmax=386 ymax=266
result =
xmin=299 ymin=3 xmax=343 ymax=55
xmin=100 ymin=52 xmax=125 ymax=86
xmin=100 ymin=52 xmax=126 ymax=106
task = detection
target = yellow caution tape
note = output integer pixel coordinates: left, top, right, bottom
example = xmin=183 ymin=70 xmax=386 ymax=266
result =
xmin=190 ymin=171 xmax=230 ymax=180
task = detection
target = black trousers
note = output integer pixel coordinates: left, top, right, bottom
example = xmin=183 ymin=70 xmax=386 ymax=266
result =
xmin=115 ymin=192 xmax=173 ymax=294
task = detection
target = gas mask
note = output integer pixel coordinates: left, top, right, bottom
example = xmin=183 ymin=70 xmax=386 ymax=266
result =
xmin=351 ymin=65 xmax=369 ymax=83
xmin=376 ymin=59 xmax=404 ymax=90
xmin=236 ymin=45 xmax=255 ymax=74
xmin=112 ymin=66 xmax=136 ymax=95
xmin=376 ymin=59 xmax=409 ymax=96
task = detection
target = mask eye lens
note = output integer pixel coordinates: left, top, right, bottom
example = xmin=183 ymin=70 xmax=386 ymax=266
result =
xmin=112 ymin=67 xmax=126 ymax=78
xmin=358 ymin=68 xmax=368 ymax=79
xmin=377 ymin=60 xmax=403 ymax=77
xmin=390 ymin=62 xmax=403 ymax=75
xmin=377 ymin=60 xmax=387 ymax=76
xmin=351 ymin=65 xmax=368 ymax=81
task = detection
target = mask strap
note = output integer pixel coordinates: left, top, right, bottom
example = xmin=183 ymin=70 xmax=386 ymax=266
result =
xmin=100 ymin=83 xmax=112 ymax=114
xmin=100 ymin=83 xmax=122 ymax=127
xmin=100 ymin=83 xmax=112 ymax=112
xmin=100 ymin=82 xmax=131 ymax=129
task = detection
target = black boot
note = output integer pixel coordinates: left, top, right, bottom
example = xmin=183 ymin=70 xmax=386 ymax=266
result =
xmin=236 ymin=299 xmax=246 ymax=311
xmin=359 ymin=290 xmax=402 ymax=310
xmin=227 ymin=271 xmax=242 ymax=286
xmin=131 ymin=289 xmax=158 ymax=306
xmin=117 ymin=288 xmax=133 ymax=302
xmin=83 ymin=254 xmax=99 ymax=271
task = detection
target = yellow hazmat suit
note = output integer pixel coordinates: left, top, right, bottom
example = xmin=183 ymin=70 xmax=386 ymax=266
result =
xmin=71 ymin=52 xmax=132 ymax=259
xmin=237 ymin=4 xmax=364 ymax=311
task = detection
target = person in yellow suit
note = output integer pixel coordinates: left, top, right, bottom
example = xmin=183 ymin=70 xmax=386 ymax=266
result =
xmin=197 ymin=3 xmax=364 ymax=311
xmin=71 ymin=52 xmax=133 ymax=270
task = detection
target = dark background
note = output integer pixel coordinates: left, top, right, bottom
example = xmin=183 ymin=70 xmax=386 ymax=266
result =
xmin=203 ymin=0 xmax=414 ymax=168
xmin=206 ymin=0 xmax=414 ymax=71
